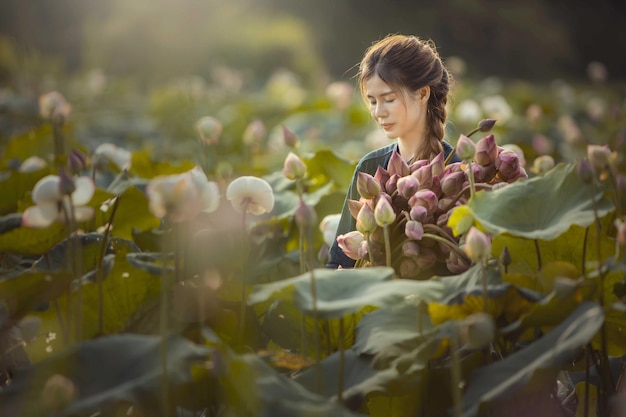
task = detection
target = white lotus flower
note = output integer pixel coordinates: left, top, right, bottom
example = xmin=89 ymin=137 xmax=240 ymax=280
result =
xmin=19 ymin=156 xmax=48 ymax=173
xmin=94 ymin=143 xmax=132 ymax=170
xmin=146 ymin=166 xmax=220 ymax=223
xmin=39 ymin=91 xmax=71 ymax=121
xmin=226 ymin=176 xmax=274 ymax=215
xmin=22 ymin=175 xmax=95 ymax=228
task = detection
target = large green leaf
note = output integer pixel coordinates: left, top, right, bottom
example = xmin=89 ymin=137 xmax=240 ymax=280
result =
xmin=248 ymin=267 xmax=445 ymax=319
xmin=271 ymin=182 xmax=335 ymax=220
xmin=468 ymin=163 xmax=614 ymax=240
xmin=0 ymin=334 xmax=210 ymax=417
xmin=0 ymin=125 xmax=55 ymax=167
xmin=0 ymin=168 xmax=49 ymax=215
xmin=303 ymin=149 xmax=356 ymax=191
xmin=461 ymin=301 xmax=604 ymax=417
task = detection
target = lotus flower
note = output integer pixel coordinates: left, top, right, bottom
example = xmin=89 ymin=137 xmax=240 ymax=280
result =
xmin=39 ymin=91 xmax=71 ymax=121
xmin=405 ymin=220 xmax=424 ymax=240
xmin=456 ymin=134 xmax=476 ymax=161
xmin=336 ymin=230 xmax=365 ymax=260
xmin=356 ymin=203 xmax=377 ymax=234
xmin=147 ymin=166 xmax=220 ymax=223
xmin=226 ymin=175 xmax=274 ymax=215
xmin=283 ymin=152 xmax=306 ymax=180
xmin=408 ymin=189 xmax=438 ymax=214
xmin=374 ymin=195 xmax=396 ymax=226
xmin=495 ymin=149 xmax=521 ymax=179
xmin=357 ymin=172 xmax=381 ymax=199
xmin=19 ymin=156 xmax=47 ymax=173
xmin=22 ymin=175 xmax=95 ymax=228
xmin=195 ymin=116 xmax=223 ymax=145
xmin=474 ymin=134 xmax=498 ymax=166
xmin=587 ymin=144 xmax=611 ymax=173
xmin=397 ymin=175 xmax=420 ymax=199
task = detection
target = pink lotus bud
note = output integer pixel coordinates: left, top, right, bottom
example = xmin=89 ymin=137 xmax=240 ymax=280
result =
xmin=409 ymin=159 xmax=429 ymax=174
xmin=532 ymin=134 xmax=554 ymax=155
xmin=410 ymin=205 xmax=428 ymax=223
xmin=446 ymin=251 xmax=471 ymax=274
xmin=385 ymin=173 xmax=399 ymax=195
xmin=429 ymin=152 xmax=445 ymax=177
xmin=462 ymin=312 xmax=495 ymax=349
xmin=430 ymin=175 xmax=442 ymax=197
xmin=356 ymin=203 xmax=377 ymax=233
xmin=508 ymin=167 xmax=528 ymax=182
xmin=67 ymin=149 xmax=86 ymax=174
xmin=374 ymin=166 xmax=390 ymax=189
xmin=58 ymin=169 xmax=76 ymax=196
xmin=456 ymin=134 xmax=476 ymax=161
xmin=405 ymin=220 xmax=424 ymax=240
xmin=358 ymin=240 xmax=369 ymax=259
xmin=408 ymin=189 xmax=438 ymax=214
xmin=441 ymin=170 xmax=466 ymax=196
xmin=388 ymin=151 xmax=410 ymax=177
xmin=464 ymin=227 xmax=491 ymax=262
xmin=374 ymin=195 xmax=396 ymax=226
xmin=499 ymin=246 xmax=512 ymax=269
xmin=347 ymin=199 xmax=365 ymax=220
xmin=478 ymin=119 xmax=496 ymax=132
xmin=474 ymin=134 xmax=498 ymax=166
xmin=587 ymin=144 xmax=611 ymax=173
xmin=576 ymin=159 xmax=594 ymax=184
xmin=530 ymin=155 xmax=555 ymax=175
xmin=295 ymin=200 xmax=317 ymax=229
xmin=443 ymin=162 xmax=463 ymax=176
xmin=397 ymin=175 xmax=420 ymax=199
xmin=195 ymin=116 xmax=223 ymax=145
xmin=402 ymin=241 xmax=421 ymax=257
xmin=357 ymin=172 xmax=381 ymax=199
xmin=282 ymin=125 xmax=299 ymax=148
xmin=495 ymin=149 xmax=520 ymax=179
xmin=283 ymin=152 xmax=306 ymax=180
xmin=413 ymin=165 xmax=432 ymax=190
xmin=337 ymin=230 xmax=365 ymax=260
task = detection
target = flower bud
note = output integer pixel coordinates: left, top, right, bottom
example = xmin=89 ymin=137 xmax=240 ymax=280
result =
xmin=337 ymin=230 xmax=365 ymax=260
xmin=399 ymin=256 xmax=419 ymax=278
xmin=58 ymin=169 xmax=76 ymax=196
xmin=295 ymin=200 xmax=317 ymax=230
xmin=408 ymin=189 xmax=438 ymax=214
xmin=464 ymin=227 xmax=491 ymax=263
xmin=347 ymin=199 xmax=364 ymax=220
xmin=441 ymin=170 xmax=466 ymax=196
xmin=195 ymin=116 xmax=223 ymax=145
xmin=283 ymin=152 xmax=306 ymax=180
xmin=388 ymin=151 xmax=410 ymax=177
xmin=462 ymin=312 xmax=495 ymax=349
xmin=576 ymin=159 xmax=594 ymax=184
xmin=243 ymin=119 xmax=266 ymax=147
xmin=402 ymin=241 xmax=421 ymax=257
xmin=413 ymin=165 xmax=433 ymax=190
xmin=356 ymin=172 xmax=381 ymax=199
xmin=282 ymin=125 xmax=299 ymax=148
xmin=374 ymin=195 xmax=396 ymax=226
xmin=385 ymin=173 xmax=399 ymax=195
xmin=42 ymin=374 xmax=77 ymax=411
xmin=495 ymin=149 xmax=520 ymax=179
xmin=429 ymin=152 xmax=445 ymax=177
xmin=319 ymin=213 xmax=341 ymax=247
xmin=374 ymin=166 xmax=390 ymax=189
xmin=478 ymin=119 xmax=496 ymax=133
xmin=530 ymin=155 xmax=555 ymax=175
xmin=410 ymin=205 xmax=428 ymax=223
xmin=474 ymin=134 xmax=498 ymax=166
xmin=446 ymin=251 xmax=471 ymax=274
xmin=39 ymin=91 xmax=71 ymax=121
xmin=415 ymin=247 xmax=437 ymax=270
xmin=409 ymin=158 xmax=429 ymax=174
xmin=357 ymin=240 xmax=369 ymax=259
xmin=67 ymin=149 xmax=86 ymax=174
xmin=356 ymin=203 xmax=377 ymax=234
xmin=499 ymin=246 xmax=512 ymax=269
xmin=615 ymin=218 xmax=626 ymax=250
xmin=397 ymin=175 xmax=419 ymax=199
xmin=456 ymin=134 xmax=476 ymax=161
xmin=405 ymin=220 xmax=424 ymax=241
xmin=587 ymin=144 xmax=611 ymax=173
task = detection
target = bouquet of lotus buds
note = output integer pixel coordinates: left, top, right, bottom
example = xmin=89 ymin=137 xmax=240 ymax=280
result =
xmin=337 ymin=130 xmax=528 ymax=279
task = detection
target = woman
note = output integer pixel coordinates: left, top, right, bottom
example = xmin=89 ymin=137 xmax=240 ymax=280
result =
xmin=327 ymin=34 xmax=461 ymax=269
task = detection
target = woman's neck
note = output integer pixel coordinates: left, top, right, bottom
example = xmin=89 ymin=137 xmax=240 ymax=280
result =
xmin=397 ymin=136 xmax=426 ymax=163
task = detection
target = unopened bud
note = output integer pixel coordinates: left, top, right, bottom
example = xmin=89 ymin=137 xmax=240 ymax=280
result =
xmin=58 ymin=169 xmax=76 ymax=196
xmin=576 ymin=159 xmax=594 ymax=184
xmin=397 ymin=175 xmax=420 ymax=199
xmin=295 ymin=200 xmax=317 ymax=230
xmin=356 ymin=203 xmax=377 ymax=234
xmin=387 ymin=151 xmax=410 ymax=177
xmin=374 ymin=195 xmax=396 ymax=226
xmin=499 ymin=246 xmax=512 ymax=269
xmin=456 ymin=134 xmax=476 ymax=162
xmin=478 ymin=119 xmax=497 ymax=133
xmin=464 ymin=227 xmax=491 ymax=263
xmin=242 ymin=119 xmax=266 ymax=147
xmin=67 ymin=149 xmax=86 ymax=174
xmin=282 ymin=125 xmax=299 ymax=148
xmin=282 ymin=152 xmax=306 ymax=180
xmin=530 ymin=155 xmax=555 ymax=175
xmin=196 ymin=116 xmax=223 ymax=145
xmin=615 ymin=218 xmax=626 ymax=249
xmin=587 ymin=144 xmax=611 ymax=173
xmin=356 ymin=172 xmax=382 ymax=199
xmin=405 ymin=220 xmax=424 ymax=240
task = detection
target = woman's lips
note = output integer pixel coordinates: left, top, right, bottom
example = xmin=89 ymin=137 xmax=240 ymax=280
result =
xmin=381 ymin=123 xmax=393 ymax=130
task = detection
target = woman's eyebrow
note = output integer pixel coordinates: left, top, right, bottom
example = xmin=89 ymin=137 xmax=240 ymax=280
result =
xmin=366 ymin=91 xmax=396 ymax=99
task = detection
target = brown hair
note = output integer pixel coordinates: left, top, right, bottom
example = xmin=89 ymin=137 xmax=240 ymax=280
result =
xmin=357 ymin=34 xmax=452 ymax=161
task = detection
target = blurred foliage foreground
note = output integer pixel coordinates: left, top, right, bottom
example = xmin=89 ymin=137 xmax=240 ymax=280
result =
xmin=0 ymin=71 xmax=625 ymax=417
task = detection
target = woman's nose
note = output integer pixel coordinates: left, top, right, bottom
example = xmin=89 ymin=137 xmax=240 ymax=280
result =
xmin=374 ymin=103 xmax=387 ymax=118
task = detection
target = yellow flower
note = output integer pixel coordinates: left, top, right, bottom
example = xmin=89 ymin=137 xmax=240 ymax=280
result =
xmin=447 ymin=205 xmax=475 ymax=237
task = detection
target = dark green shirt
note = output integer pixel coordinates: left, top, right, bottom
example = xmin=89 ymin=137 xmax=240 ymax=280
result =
xmin=327 ymin=141 xmax=459 ymax=269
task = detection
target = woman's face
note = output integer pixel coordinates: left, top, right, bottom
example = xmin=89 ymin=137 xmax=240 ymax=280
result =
xmin=364 ymin=74 xmax=428 ymax=144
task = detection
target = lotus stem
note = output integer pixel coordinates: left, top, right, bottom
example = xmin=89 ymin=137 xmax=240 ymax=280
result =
xmin=422 ymin=233 xmax=470 ymax=263
xmin=383 ymin=224 xmax=392 ymax=269
xmin=366 ymin=232 xmax=375 ymax=266
xmin=444 ymin=126 xmax=481 ymax=165
xmin=239 ymin=210 xmax=249 ymax=346
xmin=423 ymin=223 xmax=457 ymax=243
xmin=338 ymin=316 xmax=345 ymax=402
xmin=440 ymin=183 xmax=493 ymax=213
xmin=533 ymin=239 xmax=542 ymax=271
xmin=450 ymin=323 xmax=463 ymax=417
xmin=607 ymin=167 xmax=622 ymax=219
xmin=159 ymin=218 xmax=171 ymax=417
xmin=96 ymin=195 xmax=121 ymax=334
xmin=467 ymin=160 xmax=476 ymax=200
xmin=584 ymin=344 xmax=591 ymax=417
xmin=480 ymin=261 xmax=488 ymax=314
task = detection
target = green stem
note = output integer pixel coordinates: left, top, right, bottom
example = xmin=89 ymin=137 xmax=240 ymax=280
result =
xmin=383 ymin=224 xmax=392 ymax=269
xmin=239 ymin=210 xmax=249 ymax=346
xmin=95 ymin=196 xmax=121 ymax=335
xmin=534 ymin=239 xmax=543 ymax=271
xmin=607 ymin=167 xmax=623 ymax=219
xmin=422 ymin=233 xmax=470 ymax=263
xmin=338 ymin=316 xmax=345 ymax=402
xmin=480 ymin=261 xmax=488 ymax=313
xmin=366 ymin=232 xmax=375 ymax=266
xmin=583 ymin=344 xmax=590 ymax=417
xmin=52 ymin=120 xmax=65 ymax=169
xmin=467 ymin=160 xmax=476 ymax=200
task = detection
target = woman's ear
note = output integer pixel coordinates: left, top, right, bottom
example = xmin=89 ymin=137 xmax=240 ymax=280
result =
xmin=418 ymin=86 xmax=430 ymax=103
